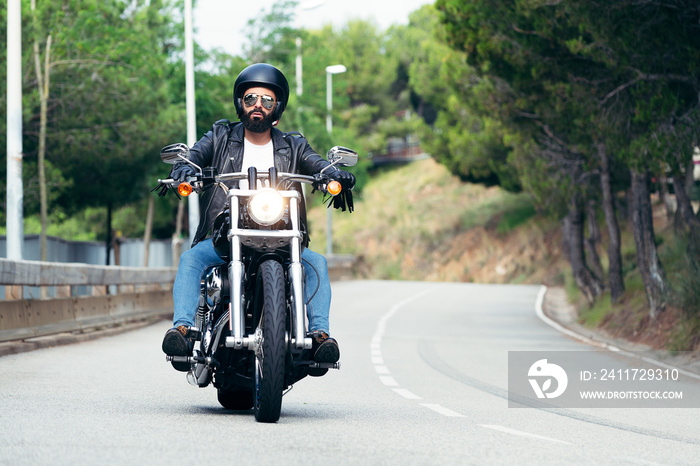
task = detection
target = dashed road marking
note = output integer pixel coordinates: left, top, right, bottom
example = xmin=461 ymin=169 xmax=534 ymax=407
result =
xmin=421 ymin=403 xmax=465 ymax=417
xmin=371 ymin=286 xmax=467 ymax=417
xmin=479 ymin=424 xmax=571 ymax=444
xmin=379 ymin=375 xmax=399 ymax=386
xmin=375 ymin=365 xmax=390 ymax=374
xmin=392 ymin=388 xmax=422 ymax=400
xmin=371 ymin=356 xmax=384 ymax=364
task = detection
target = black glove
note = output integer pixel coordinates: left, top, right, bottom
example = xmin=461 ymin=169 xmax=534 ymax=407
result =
xmin=324 ymin=169 xmax=355 ymax=213
xmin=151 ymin=163 xmax=193 ymax=198
xmin=331 ymin=169 xmax=356 ymax=191
xmin=170 ymin=163 xmax=196 ymax=182
xmin=328 ymin=189 xmax=354 ymax=213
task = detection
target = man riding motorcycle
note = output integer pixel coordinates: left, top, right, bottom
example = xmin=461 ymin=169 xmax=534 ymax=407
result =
xmin=160 ymin=63 xmax=355 ymax=371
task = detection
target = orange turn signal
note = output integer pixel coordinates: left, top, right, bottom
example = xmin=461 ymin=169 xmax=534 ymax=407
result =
xmin=177 ymin=182 xmax=193 ymax=197
xmin=327 ymin=180 xmax=342 ymax=196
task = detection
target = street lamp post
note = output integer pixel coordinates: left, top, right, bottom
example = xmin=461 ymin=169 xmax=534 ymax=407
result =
xmin=295 ymin=0 xmax=325 ymax=119
xmin=324 ymin=64 xmax=347 ymax=256
xmin=295 ymin=1 xmax=326 ymax=98
xmin=325 ymin=64 xmax=346 ymax=134
xmin=6 ymin=0 xmax=24 ymax=260
xmin=184 ymin=0 xmax=199 ymax=248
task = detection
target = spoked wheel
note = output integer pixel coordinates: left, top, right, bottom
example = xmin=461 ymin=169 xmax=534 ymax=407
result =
xmin=253 ymin=260 xmax=286 ymax=423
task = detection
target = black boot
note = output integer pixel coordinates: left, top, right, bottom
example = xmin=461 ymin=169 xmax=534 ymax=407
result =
xmin=162 ymin=325 xmax=191 ymax=372
xmin=310 ymin=331 xmax=340 ymax=363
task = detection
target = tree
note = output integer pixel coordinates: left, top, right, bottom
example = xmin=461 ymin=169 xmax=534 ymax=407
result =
xmin=30 ymin=0 xmax=51 ymax=261
xmin=389 ymin=5 xmax=518 ymax=190
xmin=242 ymin=0 xmax=298 ymax=65
xmin=434 ymin=0 xmax=605 ymax=302
xmin=574 ymin=1 xmax=700 ymax=314
xmin=21 ymin=0 xmax=184 ymax=262
xmin=434 ymin=0 xmax=700 ymax=314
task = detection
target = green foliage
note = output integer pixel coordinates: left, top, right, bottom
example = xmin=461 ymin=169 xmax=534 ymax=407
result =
xmin=242 ymin=0 xmax=299 ymax=64
xmin=14 ymin=0 xmax=186 ymax=219
xmin=432 ymin=0 xmax=698 ymax=211
xmin=3 ymin=0 xmax=456 ymax=240
xmin=434 ymin=0 xmax=606 ymax=216
xmin=578 ymin=292 xmax=614 ymax=327
xmin=392 ymin=5 xmax=519 ymax=191
xmin=24 ymin=206 xmax=108 ymax=241
xmin=496 ymin=197 xmax=536 ymax=234
xmin=662 ymin=237 xmax=700 ymax=317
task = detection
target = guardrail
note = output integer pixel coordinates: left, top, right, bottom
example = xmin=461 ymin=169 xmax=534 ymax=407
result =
xmin=0 ymin=258 xmax=176 ymax=343
xmin=0 ymin=254 xmax=357 ymax=344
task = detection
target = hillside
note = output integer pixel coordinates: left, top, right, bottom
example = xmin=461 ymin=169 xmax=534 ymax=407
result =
xmin=307 ymin=157 xmax=700 ymax=353
xmin=307 ymin=157 xmax=566 ymax=285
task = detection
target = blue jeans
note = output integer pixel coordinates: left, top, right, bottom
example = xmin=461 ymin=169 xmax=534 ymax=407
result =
xmin=172 ymin=239 xmax=332 ymax=334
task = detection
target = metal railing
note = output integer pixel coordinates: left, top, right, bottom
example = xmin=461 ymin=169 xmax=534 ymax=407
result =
xmin=0 ymin=253 xmax=356 ymax=344
xmin=0 ymin=258 xmax=176 ymax=342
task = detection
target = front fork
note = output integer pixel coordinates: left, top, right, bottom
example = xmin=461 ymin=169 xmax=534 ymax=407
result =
xmin=289 ymin=196 xmax=312 ymax=350
xmin=225 ymin=212 xmax=249 ymax=349
xmin=225 ymin=194 xmax=311 ymax=351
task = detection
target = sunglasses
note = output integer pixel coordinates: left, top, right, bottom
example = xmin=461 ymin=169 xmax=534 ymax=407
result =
xmin=243 ymin=93 xmax=276 ymax=109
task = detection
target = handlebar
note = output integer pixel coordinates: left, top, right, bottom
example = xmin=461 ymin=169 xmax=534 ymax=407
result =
xmin=157 ymin=170 xmax=342 ymax=197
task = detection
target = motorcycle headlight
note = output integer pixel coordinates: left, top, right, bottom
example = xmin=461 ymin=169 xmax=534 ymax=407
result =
xmin=248 ymin=188 xmax=285 ymax=226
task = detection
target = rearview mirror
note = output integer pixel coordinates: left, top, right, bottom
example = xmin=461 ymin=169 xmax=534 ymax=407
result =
xmin=160 ymin=143 xmax=190 ymax=164
xmin=326 ymin=146 xmax=358 ymax=167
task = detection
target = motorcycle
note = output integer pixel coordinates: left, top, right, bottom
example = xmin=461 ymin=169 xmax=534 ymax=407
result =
xmin=157 ymin=143 xmax=358 ymax=423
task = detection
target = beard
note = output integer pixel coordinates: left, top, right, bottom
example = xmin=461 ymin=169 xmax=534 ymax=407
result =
xmin=241 ymin=108 xmax=275 ymax=133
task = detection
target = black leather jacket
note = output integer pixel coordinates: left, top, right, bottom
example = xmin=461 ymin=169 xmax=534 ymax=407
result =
xmin=183 ymin=120 xmax=331 ymax=248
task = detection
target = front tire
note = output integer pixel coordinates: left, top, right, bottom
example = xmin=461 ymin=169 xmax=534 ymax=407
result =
xmin=254 ymin=260 xmax=286 ymax=423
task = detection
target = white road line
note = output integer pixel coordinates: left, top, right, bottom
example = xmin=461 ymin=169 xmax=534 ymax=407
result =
xmin=392 ymin=388 xmax=422 ymax=400
xmin=535 ymin=286 xmax=700 ymax=381
xmin=421 ymin=404 xmax=464 ymax=417
xmin=479 ymin=424 xmax=571 ymax=445
xmin=379 ymin=375 xmax=399 ymax=386
xmin=372 ymin=286 xmax=468 ymax=417
xmin=375 ymin=365 xmax=390 ymax=374
xmin=534 ymin=286 xmax=616 ymax=350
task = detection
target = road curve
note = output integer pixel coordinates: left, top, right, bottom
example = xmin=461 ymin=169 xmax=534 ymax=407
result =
xmin=0 ymin=280 xmax=699 ymax=465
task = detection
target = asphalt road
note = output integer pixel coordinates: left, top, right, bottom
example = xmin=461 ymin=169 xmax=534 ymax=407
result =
xmin=1 ymin=280 xmax=699 ymax=465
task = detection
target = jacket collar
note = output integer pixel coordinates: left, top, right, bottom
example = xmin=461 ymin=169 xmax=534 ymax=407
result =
xmin=229 ymin=122 xmax=291 ymax=171
xmin=229 ymin=121 xmax=245 ymax=143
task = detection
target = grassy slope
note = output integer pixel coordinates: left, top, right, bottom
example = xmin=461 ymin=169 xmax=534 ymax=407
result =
xmin=307 ymin=157 xmax=565 ymax=284
xmin=307 ymin=157 xmax=700 ymax=352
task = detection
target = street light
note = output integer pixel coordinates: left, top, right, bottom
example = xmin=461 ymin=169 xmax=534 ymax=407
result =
xmin=324 ymin=64 xmax=346 ymax=256
xmin=294 ymin=1 xmax=325 ymax=217
xmin=295 ymin=1 xmax=326 ymax=104
xmin=6 ymin=0 xmax=24 ymax=260
xmin=325 ymin=64 xmax=346 ymax=135
xmin=184 ymin=0 xmax=199 ymax=248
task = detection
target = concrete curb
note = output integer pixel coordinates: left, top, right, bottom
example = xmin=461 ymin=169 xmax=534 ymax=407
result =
xmin=537 ymin=285 xmax=700 ymax=379
xmin=0 ymin=314 xmax=169 ymax=358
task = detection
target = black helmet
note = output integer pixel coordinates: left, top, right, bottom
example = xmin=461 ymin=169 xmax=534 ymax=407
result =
xmin=233 ymin=63 xmax=289 ymax=122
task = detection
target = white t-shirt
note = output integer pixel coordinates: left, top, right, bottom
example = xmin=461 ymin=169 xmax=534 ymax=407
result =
xmin=239 ymin=138 xmax=274 ymax=190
